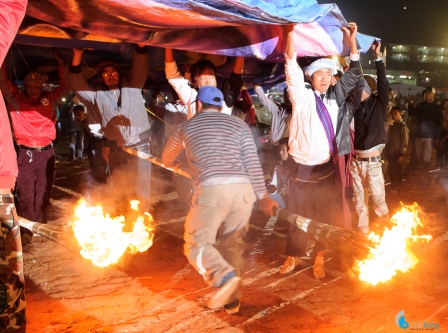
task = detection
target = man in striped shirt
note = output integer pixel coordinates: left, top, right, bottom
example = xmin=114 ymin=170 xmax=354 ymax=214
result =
xmin=162 ymin=86 xmax=278 ymax=314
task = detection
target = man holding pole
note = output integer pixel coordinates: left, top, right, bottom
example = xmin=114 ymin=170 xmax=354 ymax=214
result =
xmin=0 ymin=0 xmax=28 ymax=330
xmin=162 ymin=86 xmax=278 ymax=314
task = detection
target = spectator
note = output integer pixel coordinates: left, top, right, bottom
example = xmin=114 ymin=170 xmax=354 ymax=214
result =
xmin=436 ymin=99 xmax=448 ymax=168
xmin=408 ymin=87 xmax=443 ymax=173
xmin=68 ymin=94 xmax=85 ymax=160
xmin=73 ymin=104 xmax=108 ymax=183
xmin=266 ymin=138 xmax=293 ymax=209
xmin=385 ymin=106 xmax=409 ymax=193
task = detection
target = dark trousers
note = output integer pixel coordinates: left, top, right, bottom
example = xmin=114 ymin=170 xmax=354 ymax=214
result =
xmin=16 ymin=148 xmax=55 ymax=223
xmin=286 ymin=160 xmax=339 ymax=257
xmin=435 ymin=135 xmax=448 ymax=167
xmin=106 ymin=146 xmax=152 ymax=214
xmin=387 ymin=152 xmax=403 ymax=190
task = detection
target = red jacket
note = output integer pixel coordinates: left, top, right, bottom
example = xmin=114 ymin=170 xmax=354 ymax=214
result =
xmin=0 ymin=0 xmax=27 ymax=189
xmin=1 ymin=65 xmax=66 ymax=147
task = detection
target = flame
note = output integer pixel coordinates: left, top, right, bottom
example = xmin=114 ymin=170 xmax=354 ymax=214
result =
xmin=357 ymin=203 xmax=432 ymax=285
xmin=72 ymin=198 xmax=155 ymax=267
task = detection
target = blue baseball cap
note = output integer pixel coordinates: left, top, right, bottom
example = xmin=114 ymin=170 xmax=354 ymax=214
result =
xmin=197 ymin=86 xmax=224 ymax=107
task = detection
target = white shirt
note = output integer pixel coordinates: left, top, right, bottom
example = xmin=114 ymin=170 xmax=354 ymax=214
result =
xmin=285 ymin=52 xmax=338 ymax=165
xmin=285 ymin=52 xmax=360 ymax=166
xmin=165 ymin=62 xmax=232 ymax=119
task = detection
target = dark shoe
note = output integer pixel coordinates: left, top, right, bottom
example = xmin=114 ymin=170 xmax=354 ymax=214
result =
xmin=21 ymin=233 xmax=33 ymax=245
xmin=224 ymin=299 xmax=240 ymax=314
xmin=207 ymin=273 xmax=241 ymax=310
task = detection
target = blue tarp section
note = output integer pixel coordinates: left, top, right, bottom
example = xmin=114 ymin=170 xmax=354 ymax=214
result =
xmin=6 ymin=0 xmax=379 ymax=85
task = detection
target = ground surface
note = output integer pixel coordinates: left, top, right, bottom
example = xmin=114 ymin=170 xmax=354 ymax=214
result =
xmin=21 ymin=143 xmax=448 ymax=333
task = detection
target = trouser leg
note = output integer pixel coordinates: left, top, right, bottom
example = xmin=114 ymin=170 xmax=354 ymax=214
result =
xmin=34 ymin=150 xmax=55 ymax=223
xmin=367 ymin=161 xmax=389 ymax=219
xmin=15 ymin=149 xmax=37 ymax=222
xmin=0 ymin=198 xmax=26 ymax=332
xmin=350 ymin=161 xmax=369 ymax=232
xmin=183 ymin=184 xmax=255 ymax=288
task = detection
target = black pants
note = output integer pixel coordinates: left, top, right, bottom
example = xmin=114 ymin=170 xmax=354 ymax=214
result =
xmin=286 ymin=160 xmax=339 ymax=257
xmin=387 ymin=152 xmax=403 ymax=190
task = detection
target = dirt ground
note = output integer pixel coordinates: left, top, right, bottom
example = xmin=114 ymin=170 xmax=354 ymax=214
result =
xmin=21 ymin=145 xmax=448 ymax=333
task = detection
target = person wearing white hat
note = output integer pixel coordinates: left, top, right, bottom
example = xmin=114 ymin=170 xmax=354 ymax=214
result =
xmin=279 ymin=23 xmax=364 ymax=278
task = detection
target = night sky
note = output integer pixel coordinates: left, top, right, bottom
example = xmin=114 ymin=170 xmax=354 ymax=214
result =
xmin=321 ymin=0 xmax=448 ymax=47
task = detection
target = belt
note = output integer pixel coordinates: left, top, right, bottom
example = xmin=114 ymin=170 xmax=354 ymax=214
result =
xmin=290 ymin=170 xmax=335 ymax=184
xmin=354 ymin=156 xmax=381 ymax=163
xmin=18 ymin=143 xmax=53 ymax=152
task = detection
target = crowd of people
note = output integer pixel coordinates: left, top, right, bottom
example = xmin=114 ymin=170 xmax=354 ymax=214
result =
xmin=1 ymin=0 xmax=447 ymax=328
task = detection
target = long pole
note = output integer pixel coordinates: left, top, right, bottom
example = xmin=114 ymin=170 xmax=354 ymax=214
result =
xmin=123 ymin=146 xmax=371 ymax=259
xmin=121 ymin=147 xmax=191 ymax=179
xmin=18 ymin=216 xmax=81 ymax=254
xmin=276 ymin=208 xmax=371 ymax=259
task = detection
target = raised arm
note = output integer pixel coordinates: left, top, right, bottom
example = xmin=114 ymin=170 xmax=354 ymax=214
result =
xmin=284 ymin=24 xmax=295 ymax=60
xmin=165 ymin=48 xmax=198 ymax=119
xmin=68 ymin=49 xmax=95 ymax=103
xmin=283 ymin=24 xmax=307 ymax=107
xmin=335 ymin=22 xmax=362 ymax=105
xmin=253 ymin=84 xmax=278 ymax=112
xmin=128 ymin=43 xmax=149 ymax=88
xmin=222 ymin=57 xmax=244 ymax=108
xmin=372 ymin=42 xmax=389 ymax=107
xmin=48 ymin=50 xmax=68 ymax=101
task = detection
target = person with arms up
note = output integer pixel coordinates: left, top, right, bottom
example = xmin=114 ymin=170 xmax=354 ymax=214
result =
xmin=165 ymin=48 xmax=244 ymax=120
xmin=0 ymin=0 xmax=28 ymax=330
xmin=69 ymin=45 xmax=152 ymax=213
xmin=162 ymin=86 xmax=278 ymax=315
xmin=350 ymin=41 xmax=390 ymax=236
xmin=0 ymin=48 xmax=66 ymax=239
xmin=253 ymin=84 xmax=292 ymax=145
xmin=280 ymin=22 xmax=363 ymax=277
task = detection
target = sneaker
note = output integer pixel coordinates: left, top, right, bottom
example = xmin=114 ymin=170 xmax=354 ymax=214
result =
xmin=313 ymin=262 xmax=325 ymax=279
xmin=279 ymin=256 xmax=300 ymax=274
xmin=207 ymin=273 xmax=241 ymax=310
xmin=224 ymin=299 xmax=240 ymax=314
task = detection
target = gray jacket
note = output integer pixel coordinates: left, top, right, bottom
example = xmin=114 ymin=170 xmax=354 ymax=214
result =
xmin=68 ymin=46 xmax=151 ymax=147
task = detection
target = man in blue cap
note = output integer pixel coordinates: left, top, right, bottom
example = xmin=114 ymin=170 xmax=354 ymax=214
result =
xmin=162 ymin=86 xmax=278 ymax=314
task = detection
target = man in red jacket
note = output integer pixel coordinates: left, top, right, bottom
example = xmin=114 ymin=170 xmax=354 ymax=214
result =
xmin=0 ymin=49 xmax=66 ymax=234
xmin=0 ymin=0 xmax=28 ymax=330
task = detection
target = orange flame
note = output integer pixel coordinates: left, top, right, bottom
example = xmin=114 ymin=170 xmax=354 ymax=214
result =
xmin=73 ymin=198 xmax=155 ymax=267
xmin=357 ymin=203 xmax=432 ymax=285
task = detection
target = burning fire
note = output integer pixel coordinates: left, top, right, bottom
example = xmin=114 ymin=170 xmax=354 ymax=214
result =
xmin=73 ymin=198 xmax=155 ymax=267
xmin=357 ymin=203 xmax=432 ymax=285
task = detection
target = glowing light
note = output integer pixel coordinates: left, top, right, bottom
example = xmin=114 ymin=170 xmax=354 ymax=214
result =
xmin=73 ymin=199 xmax=155 ymax=267
xmin=357 ymin=203 xmax=432 ymax=285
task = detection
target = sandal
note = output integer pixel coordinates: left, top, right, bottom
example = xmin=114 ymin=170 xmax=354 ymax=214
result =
xmin=313 ymin=263 xmax=325 ymax=279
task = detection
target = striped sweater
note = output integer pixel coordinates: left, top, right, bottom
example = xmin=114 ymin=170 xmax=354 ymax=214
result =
xmin=162 ymin=110 xmax=268 ymax=200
